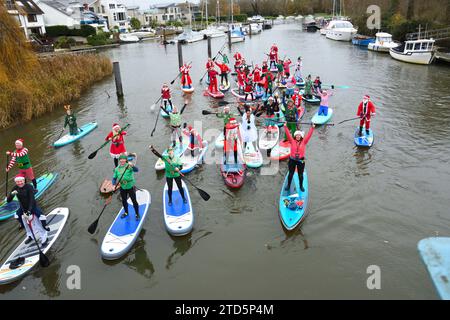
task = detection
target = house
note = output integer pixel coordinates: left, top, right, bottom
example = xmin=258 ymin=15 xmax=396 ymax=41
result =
xmin=144 ymin=3 xmax=182 ymax=25
xmin=177 ymin=1 xmax=200 ymax=24
xmin=5 ymin=0 xmax=46 ymax=39
xmin=35 ymin=0 xmax=108 ymax=32
xmin=126 ymin=5 xmax=145 ymax=27
xmin=89 ymin=0 xmax=129 ymax=32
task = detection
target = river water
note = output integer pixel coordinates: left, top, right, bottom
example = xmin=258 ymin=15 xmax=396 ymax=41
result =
xmin=1 ymin=23 xmax=450 ymax=299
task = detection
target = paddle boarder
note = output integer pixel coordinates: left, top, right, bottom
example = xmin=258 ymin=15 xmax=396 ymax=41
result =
xmin=63 ymin=105 xmax=79 ymax=136
xmin=215 ymin=60 xmax=230 ymax=87
xmin=183 ymin=125 xmax=204 ymax=157
xmin=237 ymin=105 xmax=261 ymax=149
xmin=283 ymin=123 xmax=316 ymax=192
xmin=7 ymin=174 xmax=49 ymax=242
xmin=112 ymin=154 xmax=140 ymax=220
xmin=105 ymin=123 xmax=127 ymax=167
xmin=149 ymin=145 xmax=187 ymax=206
xmin=207 ymin=68 xmax=219 ymax=94
xmin=224 ymin=118 xmax=242 ymax=165
xmin=313 ymin=76 xmax=322 ymax=94
xmin=357 ymin=95 xmax=376 ymax=136
xmin=161 ymin=83 xmax=173 ymax=110
xmin=317 ymin=88 xmax=334 ymax=116
xmin=6 ymin=139 xmax=38 ymax=191
xmin=294 ymin=56 xmax=303 ymax=80
xmin=161 ymin=104 xmax=187 ymax=148
xmin=180 ymin=63 xmax=192 ymax=88
xmin=303 ymin=75 xmax=314 ymax=99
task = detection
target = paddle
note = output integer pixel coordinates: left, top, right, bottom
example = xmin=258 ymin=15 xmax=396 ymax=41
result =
xmin=87 ymin=124 xmax=130 ymax=160
xmin=87 ymin=164 xmax=130 ymax=234
xmin=337 ymin=117 xmax=361 ymax=125
xmin=27 ymin=218 xmax=50 ymax=267
xmin=171 ymin=61 xmax=192 ymax=85
xmin=150 ymin=108 xmax=161 ymax=137
xmin=199 ymin=41 xmax=227 ymax=83
xmin=322 ymin=84 xmax=349 ymax=89
xmin=202 ymin=110 xmax=219 ymax=115
xmin=55 ymin=128 xmax=65 ymax=142
xmin=149 ymin=146 xmax=210 ymax=201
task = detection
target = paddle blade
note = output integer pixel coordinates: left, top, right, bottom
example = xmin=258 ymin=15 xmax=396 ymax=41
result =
xmin=39 ymin=252 xmax=50 ymax=267
xmin=150 ymin=104 xmax=156 ymax=111
xmin=197 ymin=188 xmax=210 ymax=201
xmin=87 ymin=150 xmax=97 ymax=159
xmin=87 ymin=219 xmax=98 ymax=234
xmin=218 ymin=101 xmax=230 ymax=106
xmin=202 ymin=110 xmax=212 ymax=115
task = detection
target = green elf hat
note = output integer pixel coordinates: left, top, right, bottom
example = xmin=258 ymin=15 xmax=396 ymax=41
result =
xmin=119 ymin=154 xmax=128 ymax=160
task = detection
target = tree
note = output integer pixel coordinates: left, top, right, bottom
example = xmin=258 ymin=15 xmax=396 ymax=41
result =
xmin=130 ymin=17 xmax=141 ymax=30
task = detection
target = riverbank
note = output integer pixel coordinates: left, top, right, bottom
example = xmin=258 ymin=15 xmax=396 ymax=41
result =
xmin=0 ymin=53 xmax=112 ymax=130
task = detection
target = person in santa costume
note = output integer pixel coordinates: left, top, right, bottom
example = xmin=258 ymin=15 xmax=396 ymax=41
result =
xmin=6 ymin=139 xmax=37 ymax=191
xmin=357 ymin=95 xmax=376 ymax=136
xmin=268 ymin=45 xmax=278 ymax=69
xmin=207 ymin=68 xmax=219 ymax=93
xmin=183 ymin=125 xmax=204 ymax=157
xmin=161 ymin=104 xmax=187 ymax=148
xmin=236 ymin=68 xmax=246 ymax=94
xmin=180 ymin=63 xmax=192 ymax=88
xmin=7 ymin=174 xmax=49 ymax=244
xmin=292 ymin=88 xmax=303 ymax=111
xmin=233 ymin=52 xmax=243 ymax=72
xmin=243 ymin=75 xmax=254 ymax=101
xmin=215 ymin=60 xmax=230 ymax=86
xmin=161 ymin=83 xmax=173 ymax=110
xmin=223 ymin=118 xmax=242 ymax=165
xmin=105 ymin=123 xmax=127 ymax=167
xmin=283 ymin=58 xmax=292 ymax=78
xmin=263 ymin=70 xmax=274 ymax=96
xmin=253 ymin=64 xmax=262 ymax=85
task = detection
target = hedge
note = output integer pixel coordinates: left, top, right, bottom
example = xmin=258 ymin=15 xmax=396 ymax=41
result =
xmin=46 ymin=25 xmax=96 ymax=38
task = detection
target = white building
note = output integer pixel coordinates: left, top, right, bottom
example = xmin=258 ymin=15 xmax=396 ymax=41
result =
xmin=34 ymin=1 xmax=108 ymax=32
xmin=144 ymin=3 xmax=182 ymax=25
xmin=126 ymin=5 xmax=145 ymax=27
xmin=90 ymin=0 xmax=129 ymax=32
xmin=5 ymin=0 xmax=46 ymax=39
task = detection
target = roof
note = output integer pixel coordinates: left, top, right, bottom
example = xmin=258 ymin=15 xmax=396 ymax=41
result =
xmin=375 ymin=32 xmax=392 ymax=37
xmin=13 ymin=0 xmax=44 ymax=14
xmin=150 ymin=3 xmax=177 ymax=9
xmin=39 ymin=0 xmax=82 ymax=17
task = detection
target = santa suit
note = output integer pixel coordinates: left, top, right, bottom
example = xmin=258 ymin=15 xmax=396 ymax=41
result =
xmin=215 ymin=61 xmax=230 ymax=85
xmin=357 ymin=100 xmax=376 ymax=129
xmin=224 ymin=122 xmax=241 ymax=153
xmin=292 ymin=93 xmax=303 ymax=109
xmin=180 ymin=64 xmax=192 ymax=87
xmin=283 ymin=60 xmax=292 ymax=76
xmin=233 ymin=52 xmax=242 ymax=62
xmin=208 ymin=69 xmax=219 ymax=93
xmin=237 ymin=70 xmax=245 ymax=92
xmin=106 ymin=130 xmax=127 ymax=157
xmin=269 ymin=51 xmax=277 ymax=68
xmin=253 ymin=67 xmax=261 ymax=83
xmin=206 ymin=60 xmax=214 ymax=70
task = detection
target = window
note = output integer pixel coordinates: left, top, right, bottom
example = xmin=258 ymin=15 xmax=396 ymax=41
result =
xmin=428 ymin=43 xmax=433 ymax=50
xmin=109 ymin=4 xmax=115 ymax=9
xmin=163 ymin=15 xmax=167 ymax=20
xmin=406 ymin=43 xmax=413 ymax=51
xmin=117 ymin=12 xmax=125 ymax=21
xmin=113 ymin=13 xmax=116 ymax=21
xmin=421 ymin=42 xmax=428 ymax=50
xmin=27 ymin=14 xmax=37 ymax=23
xmin=414 ymin=43 xmax=421 ymax=50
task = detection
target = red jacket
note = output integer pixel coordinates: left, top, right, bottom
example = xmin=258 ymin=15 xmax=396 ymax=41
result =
xmin=106 ymin=131 xmax=127 ymax=155
xmin=215 ymin=62 xmax=230 ymax=73
xmin=206 ymin=60 xmax=214 ymax=69
xmin=233 ymin=52 xmax=242 ymax=61
xmin=285 ymin=126 xmax=314 ymax=160
xmin=208 ymin=69 xmax=219 ymax=80
xmin=161 ymin=87 xmax=171 ymax=99
xmin=357 ymin=101 xmax=376 ymax=119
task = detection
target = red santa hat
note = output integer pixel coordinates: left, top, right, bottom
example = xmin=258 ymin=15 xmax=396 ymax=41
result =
xmin=364 ymin=95 xmax=370 ymax=100
xmin=188 ymin=125 xmax=194 ymax=132
xmin=15 ymin=139 xmax=24 ymax=146
xmin=14 ymin=174 xmax=25 ymax=182
xmin=112 ymin=123 xmax=120 ymax=130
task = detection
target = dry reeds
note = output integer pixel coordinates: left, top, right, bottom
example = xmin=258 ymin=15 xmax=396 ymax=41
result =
xmin=0 ymin=3 xmax=112 ymax=130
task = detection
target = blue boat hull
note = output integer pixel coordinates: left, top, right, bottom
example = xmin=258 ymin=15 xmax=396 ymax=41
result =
xmin=53 ymin=122 xmax=98 ymax=147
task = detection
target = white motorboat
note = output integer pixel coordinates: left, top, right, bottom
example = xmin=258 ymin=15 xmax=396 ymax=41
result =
xmin=389 ymin=38 xmax=436 ymax=65
xmin=325 ymin=20 xmax=357 ymax=41
xmin=170 ymin=29 xmax=204 ymax=44
xmin=119 ymin=33 xmax=140 ymax=43
xmin=200 ymin=26 xmax=226 ymax=39
xmin=244 ymin=23 xmax=262 ymax=34
xmin=368 ymin=32 xmax=400 ymax=52
xmin=230 ymin=29 xmax=245 ymax=43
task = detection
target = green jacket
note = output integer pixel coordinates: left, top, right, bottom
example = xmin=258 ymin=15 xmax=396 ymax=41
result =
xmin=276 ymin=63 xmax=283 ymax=72
xmin=169 ymin=112 xmax=182 ymax=127
xmin=162 ymin=155 xmax=183 ymax=178
xmin=113 ymin=164 xmax=136 ymax=190
xmin=304 ymin=79 xmax=313 ymax=95
xmin=64 ymin=113 xmax=78 ymax=135
xmin=216 ymin=112 xmax=237 ymax=126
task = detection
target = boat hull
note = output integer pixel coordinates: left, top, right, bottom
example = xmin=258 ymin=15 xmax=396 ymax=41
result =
xmin=389 ymin=48 xmax=435 ymax=65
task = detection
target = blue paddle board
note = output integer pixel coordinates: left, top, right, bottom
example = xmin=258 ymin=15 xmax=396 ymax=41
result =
xmin=163 ymin=179 xmax=193 ymax=236
xmin=279 ymin=170 xmax=308 ymax=230
xmin=53 ymin=122 xmax=98 ymax=147
xmin=354 ymin=127 xmax=374 ymax=147
xmin=311 ymin=107 xmax=333 ymax=125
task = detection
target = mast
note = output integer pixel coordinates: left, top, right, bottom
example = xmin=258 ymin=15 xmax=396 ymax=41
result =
xmin=231 ymin=0 xmax=234 ymax=24
xmin=189 ymin=1 xmax=192 ymax=29
xmin=217 ymin=0 xmax=220 ymax=24
xmin=206 ymin=0 xmax=208 ymax=27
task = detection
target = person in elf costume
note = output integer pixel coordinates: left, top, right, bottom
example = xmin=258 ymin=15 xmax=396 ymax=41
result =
xmin=6 ymin=139 xmax=37 ymax=191
xmin=357 ymin=95 xmax=376 ymax=136
xmin=112 ymin=154 xmax=140 ymax=220
xmin=180 ymin=63 xmax=192 ymax=88
xmin=161 ymin=104 xmax=187 ymax=148
xmin=63 ymin=105 xmax=79 ymax=135
xmin=105 ymin=123 xmax=127 ymax=167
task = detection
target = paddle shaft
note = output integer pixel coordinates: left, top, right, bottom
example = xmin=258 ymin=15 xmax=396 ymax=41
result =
xmin=150 ymin=109 xmax=161 ymax=136
xmin=338 ymin=116 xmax=363 ymax=124
xmin=5 ymin=154 xmax=9 ymax=198
xmin=200 ymin=42 xmax=227 ymax=82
